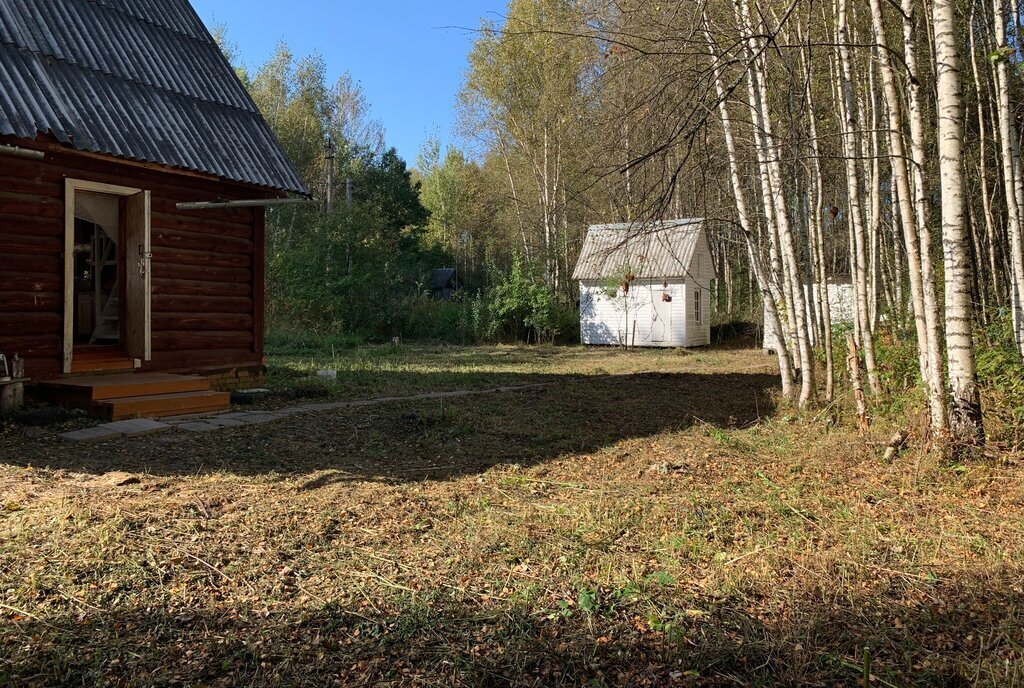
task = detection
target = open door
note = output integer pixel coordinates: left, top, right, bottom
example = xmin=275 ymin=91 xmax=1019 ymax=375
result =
xmin=63 ymin=180 xmax=151 ymax=374
xmin=125 ymin=190 xmax=152 ymax=363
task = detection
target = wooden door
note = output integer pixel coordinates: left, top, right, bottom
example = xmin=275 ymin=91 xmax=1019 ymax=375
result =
xmin=125 ymin=191 xmax=151 ymax=362
xmin=651 ymin=290 xmax=671 ymax=343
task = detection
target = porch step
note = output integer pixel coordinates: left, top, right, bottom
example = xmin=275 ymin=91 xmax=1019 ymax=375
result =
xmin=99 ymin=390 xmax=231 ymax=421
xmin=37 ymin=373 xmax=211 ymax=404
xmin=35 ymin=373 xmax=229 ymax=419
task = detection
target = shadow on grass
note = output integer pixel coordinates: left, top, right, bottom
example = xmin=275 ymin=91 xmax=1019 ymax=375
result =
xmin=0 ymin=371 xmax=778 ymax=482
xmin=3 ymin=574 xmax=1020 ymax=687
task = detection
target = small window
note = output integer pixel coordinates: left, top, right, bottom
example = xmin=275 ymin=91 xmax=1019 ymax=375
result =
xmin=693 ymin=288 xmax=702 ymax=324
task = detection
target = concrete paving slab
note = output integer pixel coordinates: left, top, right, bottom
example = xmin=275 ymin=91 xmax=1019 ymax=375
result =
xmin=267 ymin=407 xmax=303 ymax=416
xmin=202 ymin=416 xmax=247 ymax=428
xmin=101 ymin=419 xmax=170 ymax=437
xmin=176 ymin=421 xmax=221 ymax=433
xmin=237 ymin=413 xmax=283 ymax=424
xmin=216 ymin=412 xmax=259 ymax=421
xmin=297 ymin=403 xmax=341 ymax=412
xmin=60 ymin=426 xmax=121 ymax=443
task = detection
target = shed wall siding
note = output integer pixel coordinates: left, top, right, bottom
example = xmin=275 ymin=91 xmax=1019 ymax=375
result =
xmin=580 ymin=279 xmax=687 ymax=347
xmin=762 ymin=282 xmax=855 ymax=352
xmin=682 ymin=282 xmax=712 ymax=347
xmin=684 ymin=229 xmax=714 ymax=348
xmin=0 ymin=145 xmax=265 ymax=379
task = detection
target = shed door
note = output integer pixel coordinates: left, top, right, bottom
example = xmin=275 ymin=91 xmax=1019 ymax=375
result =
xmin=125 ymin=191 xmax=152 ymax=362
xmin=651 ymin=290 xmax=671 ymax=343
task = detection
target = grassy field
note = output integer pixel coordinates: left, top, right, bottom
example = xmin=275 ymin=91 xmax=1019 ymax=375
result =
xmin=1 ymin=344 xmax=1022 ymax=686
xmin=262 ymin=340 xmax=771 ymax=403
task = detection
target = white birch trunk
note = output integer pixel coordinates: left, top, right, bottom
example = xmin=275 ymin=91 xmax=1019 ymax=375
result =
xmin=703 ymin=16 xmax=797 ymax=400
xmin=904 ymin=0 xmax=949 ymax=430
xmin=868 ymin=0 xmax=948 ymax=431
xmin=737 ymin=0 xmax=816 ymax=405
xmin=836 ymin=0 xmax=882 ymax=395
xmin=992 ymin=0 xmax=1024 ymax=359
xmin=933 ymin=0 xmax=985 ymax=447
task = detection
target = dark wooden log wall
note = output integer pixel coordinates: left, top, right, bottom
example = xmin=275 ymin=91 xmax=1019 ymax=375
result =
xmin=0 ymin=141 xmax=268 ymax=380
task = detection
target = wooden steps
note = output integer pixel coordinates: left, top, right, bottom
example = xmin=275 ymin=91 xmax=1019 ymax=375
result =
xmin=100 ymin=390 xmax=231 ymax=420
xmin=35 ymin=373 xmax=230 ymax=420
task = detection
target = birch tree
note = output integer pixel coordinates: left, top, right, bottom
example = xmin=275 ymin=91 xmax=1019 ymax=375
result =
xmin=868 ymin=0 xmax=948 ymax=431
xmin=991 ymin=0 xmax=1024 ymax=359
xmin=933 ymin=0 xmax=985 ymax=447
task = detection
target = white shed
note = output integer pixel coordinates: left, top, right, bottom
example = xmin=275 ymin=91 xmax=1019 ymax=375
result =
xmin=573 ymin=219 xmax=716 ymax=348
xmin=762 ymin=276 xmax=855 ymax=353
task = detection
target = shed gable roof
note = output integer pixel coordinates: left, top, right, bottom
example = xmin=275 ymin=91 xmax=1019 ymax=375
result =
xmin=0 ymin=0 xmax=308 ymax=195
xmin=572 ymin=218 xmax=707 ymax=280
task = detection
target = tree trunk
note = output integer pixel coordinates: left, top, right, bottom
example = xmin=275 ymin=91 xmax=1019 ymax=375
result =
xmin=800 ymin=26 xmax=836 ymax=401
xmin=992 ymin=0 xmax=1024 ymax=359
xmin=737 ymin=0 xmax=816 ymax=406
xmin=904 ymin=0 xmax=949 ymax=432
xmin=703 ymin=15 xmax=797 ymax=400
xmin=836 ymin=0 xmax=882 ymax=395
xmin=869 ymin=0 xmax=948 ymax=431
xmin=934 ymin=0 xmax=985 ymax=448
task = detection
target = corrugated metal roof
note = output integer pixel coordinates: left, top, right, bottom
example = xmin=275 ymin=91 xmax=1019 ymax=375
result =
xmin=572 ymin=218 xmax=705 ymax=280
xmin=0 ymin=0 xmax=308 ymax=195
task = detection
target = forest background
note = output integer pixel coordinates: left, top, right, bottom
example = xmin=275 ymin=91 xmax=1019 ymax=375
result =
xmin=217 ymin=0 xmax=1024 ymax=451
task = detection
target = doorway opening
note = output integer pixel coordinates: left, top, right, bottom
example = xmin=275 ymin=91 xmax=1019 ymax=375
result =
xmin=73 ymin=192 xmax=123 ymax=349
xmin=63 ymin=180 xmax=152 ymax=375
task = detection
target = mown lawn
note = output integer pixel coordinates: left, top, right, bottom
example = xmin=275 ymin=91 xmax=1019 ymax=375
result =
xmin=1 ymin=344 xmax=1022 ymax=687
xmin=262 ymin=340 xmax=768 ymax=403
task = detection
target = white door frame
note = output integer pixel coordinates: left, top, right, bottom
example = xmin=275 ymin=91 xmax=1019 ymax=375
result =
xmin=63 ymin=179 xmax=152 ymax=373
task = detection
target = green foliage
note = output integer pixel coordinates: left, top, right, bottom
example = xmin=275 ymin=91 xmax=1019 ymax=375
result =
xmin=987 ymin=45 xmax=1015 ymax=64
xmin=975 ymin=311 xmax=1024 ymax=443
xmin=600 ymin=265 xmax=634 ymax=300
xmin=874 ymin=325 xmax=922 ymax=394
xmin=485 ymin=256 xmax=575 ymax=344
xmin=576 ymin=586 xmax=598 ymax=614
xmin=226 ymin=32 xmax=586 ymax=347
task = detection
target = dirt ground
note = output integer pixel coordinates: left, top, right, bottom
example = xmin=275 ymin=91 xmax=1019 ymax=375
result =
xmin=1 ymin=345 xmax=1022 ymax=687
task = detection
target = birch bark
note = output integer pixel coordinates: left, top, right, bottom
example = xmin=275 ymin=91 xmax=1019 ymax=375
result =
xmin=933 ymin=0 xmax=985 ymax=447
xmin=992 ymin=0 xmax=1024 ymax=359
xmin=903 ymin=0 xmax=948 ymax=430
xmin=836 ymin=0 xmax=882 ymax=395
xmin=703 ymin=15 xmax=797 ymax=400
xmin=868 ymin=0 xmax=947 ymax=431
xmin=737 ymin=0 xmax=816 ymax=405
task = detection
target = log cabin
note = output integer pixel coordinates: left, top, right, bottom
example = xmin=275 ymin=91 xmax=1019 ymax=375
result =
xmin=0 ymin=0 xmax=308 ymax=418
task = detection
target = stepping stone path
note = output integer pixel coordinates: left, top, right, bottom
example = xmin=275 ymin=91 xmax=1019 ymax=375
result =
xmin=60 ymin=418 xmax=170 ymax=443
xmin=55 ymin=380 xmax=566 ymax=443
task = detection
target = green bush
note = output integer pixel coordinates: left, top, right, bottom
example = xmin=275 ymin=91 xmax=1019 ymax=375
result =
xmin=485 ymin=257 xmax=577 ymax=344
xmin=976 ymin=310 xmax=1024 ymax=445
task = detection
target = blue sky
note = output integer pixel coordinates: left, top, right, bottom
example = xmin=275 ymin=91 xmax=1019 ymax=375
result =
xmin=190 ymin=1 xmax=507 ymax=166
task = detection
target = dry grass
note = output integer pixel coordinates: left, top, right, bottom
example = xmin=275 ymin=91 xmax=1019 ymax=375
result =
xmin=1 ymin=345 xmax=1022 ymax=687
xmin=262 ymin=342 xmax=769 ymax=403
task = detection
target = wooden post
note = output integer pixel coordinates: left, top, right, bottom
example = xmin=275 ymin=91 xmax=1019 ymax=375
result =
xmin=847 ymin=333 xmax=869 ymax=433
xmin=0 ymin=379 xmax=26 ymax=415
